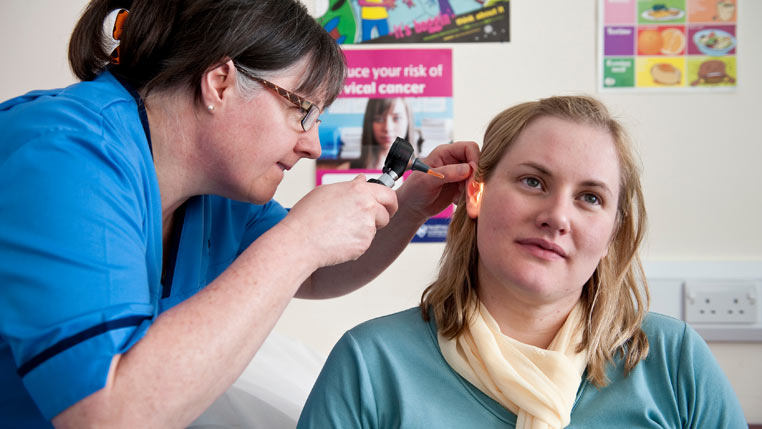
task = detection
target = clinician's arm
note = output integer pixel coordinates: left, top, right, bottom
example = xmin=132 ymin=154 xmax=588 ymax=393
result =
xmin=51 ymin=142 xmax=475 ymax=427
xmin=52 ymin=176 xmax=397 ymax=428
xmin=296 ymin=140 xmax=480 ymax=299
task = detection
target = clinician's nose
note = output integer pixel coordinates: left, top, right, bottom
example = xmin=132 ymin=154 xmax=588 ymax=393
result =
xmin=536 ymin=193 xmax=571 ymax=235
xmin=296 ymin=123 xmax=321 ymax=160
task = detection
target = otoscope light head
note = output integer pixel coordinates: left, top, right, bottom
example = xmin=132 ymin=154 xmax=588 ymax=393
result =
xmin=383 ymin=137 xmax=416 ymax=177
xmin=368 ymin=136 xmax=442 ymax=187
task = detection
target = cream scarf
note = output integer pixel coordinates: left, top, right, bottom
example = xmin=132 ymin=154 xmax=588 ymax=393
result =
xmin=438 ymin=302 xmax=587 ymax=429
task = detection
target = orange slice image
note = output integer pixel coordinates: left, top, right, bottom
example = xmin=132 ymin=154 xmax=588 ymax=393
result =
xmin=660 ymin=28 xmax=685 ymax=55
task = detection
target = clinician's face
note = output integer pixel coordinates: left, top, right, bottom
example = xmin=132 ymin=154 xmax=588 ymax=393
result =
xmin=201 ymin=60 xmax=323 ymax=204
xmin=372 ymin=99 xmax=409 ymax=150
xmin=467 ymin=115 xmax=621 ymax=308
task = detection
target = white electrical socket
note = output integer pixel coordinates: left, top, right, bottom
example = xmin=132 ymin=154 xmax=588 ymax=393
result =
xmin=684 ymin=281 xmax=759 ymax=324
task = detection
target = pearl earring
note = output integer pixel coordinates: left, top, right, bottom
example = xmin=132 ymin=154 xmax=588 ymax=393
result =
xmin=207 ymin=105 xmax=215 ymax=112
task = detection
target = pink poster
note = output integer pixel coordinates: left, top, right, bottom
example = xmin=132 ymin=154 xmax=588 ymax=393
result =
xmin=316 ymin=48 xmax=454 ymax=242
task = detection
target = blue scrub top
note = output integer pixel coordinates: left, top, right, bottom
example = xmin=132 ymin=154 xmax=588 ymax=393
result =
xmin=0 ymin=72 xmax=287 ymax=426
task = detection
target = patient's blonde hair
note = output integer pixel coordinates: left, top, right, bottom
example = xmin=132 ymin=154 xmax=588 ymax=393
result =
xmin=421 ymin=95 xmax=649 ymax=387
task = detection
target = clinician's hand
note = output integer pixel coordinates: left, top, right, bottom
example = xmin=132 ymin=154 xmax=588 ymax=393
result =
xmin=282 ymin=175 xmax=398 ymax=268
xmin=397 ymin=140 xmax=480 ymax=221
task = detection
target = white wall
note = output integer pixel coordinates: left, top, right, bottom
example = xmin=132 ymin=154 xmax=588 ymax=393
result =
xmin=2 ymin=0 xmax=760 ymax=422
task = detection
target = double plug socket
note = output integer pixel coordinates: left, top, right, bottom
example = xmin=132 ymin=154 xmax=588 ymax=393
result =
xmin=684 ymin=281 xmax=759 ymax=324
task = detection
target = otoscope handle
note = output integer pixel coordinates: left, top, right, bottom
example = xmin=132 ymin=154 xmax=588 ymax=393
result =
xmin=368 ymin=172 xmax=396 ymax=187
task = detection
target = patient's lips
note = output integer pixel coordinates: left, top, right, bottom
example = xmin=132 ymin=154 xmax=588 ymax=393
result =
xmin=516 ymin=238 xmax=567 ymax=261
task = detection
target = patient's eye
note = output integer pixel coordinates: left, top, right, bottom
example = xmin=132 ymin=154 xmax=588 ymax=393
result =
xmin=581 ymin=193 xmax=601 ymax=205
xmin=522 ymin=177 xmax=542 ymax=189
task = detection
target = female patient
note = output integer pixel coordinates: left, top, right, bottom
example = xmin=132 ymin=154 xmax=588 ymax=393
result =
xmin=298 ymin=96 xmax=746 ymax=428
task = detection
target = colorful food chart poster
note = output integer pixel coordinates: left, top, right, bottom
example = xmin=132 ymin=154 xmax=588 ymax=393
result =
xmin=315 ymin=0 xmax=509 ymax=44
xmin=316 ymin=49 xmax=453 ymax=242
xmin=599 ymin=0 xmax=738 ymax=90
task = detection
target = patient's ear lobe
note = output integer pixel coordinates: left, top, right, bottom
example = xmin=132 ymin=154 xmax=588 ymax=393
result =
xmin=465 ymin=177 xmax=483 ymax=219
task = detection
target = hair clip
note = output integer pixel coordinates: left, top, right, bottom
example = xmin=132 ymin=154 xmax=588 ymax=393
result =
xmin=105 ymin=9 xmax=129 ymax=65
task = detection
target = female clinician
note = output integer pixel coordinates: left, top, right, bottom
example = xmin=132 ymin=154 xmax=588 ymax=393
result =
xmin=0 ymin=0 xmax=479 ymax=427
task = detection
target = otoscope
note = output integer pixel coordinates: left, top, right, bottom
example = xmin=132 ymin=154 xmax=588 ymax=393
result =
xmin=368 ymin=137 xmax=444 ymax=187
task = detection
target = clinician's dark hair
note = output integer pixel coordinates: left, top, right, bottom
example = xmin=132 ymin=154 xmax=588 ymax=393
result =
xmin=69 ymin=0 xmax=346 ymax=105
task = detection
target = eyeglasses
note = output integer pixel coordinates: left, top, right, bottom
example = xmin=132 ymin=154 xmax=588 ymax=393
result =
xmin=248 ymin=75 xmax=321 ymax=132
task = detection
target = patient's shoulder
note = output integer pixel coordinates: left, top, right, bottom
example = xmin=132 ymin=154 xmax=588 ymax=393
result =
xmin=643 ymin=311 xmax=687 ymax=334
xmin=344 ymin=307 xmax=433 ymax=348
xmin=638 ymin=312 xmax=715 ymax=366
xmin=641 ymin=312 xmax=690 ymax=348
xmin=350 ymin=307 xmax=427 ymax=334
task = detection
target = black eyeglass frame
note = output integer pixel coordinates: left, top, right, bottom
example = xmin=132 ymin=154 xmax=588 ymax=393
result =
xmin=236 ymin=68 xmax=321 ymax=132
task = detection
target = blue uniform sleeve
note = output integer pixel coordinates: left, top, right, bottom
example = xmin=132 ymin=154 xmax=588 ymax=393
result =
xmin=297 ymin=332 xmax=379 ymax=429
xmin=0 ymin=131 xmax=156 ymax=420
xmin=677 ymin=323 xmax=747 ymax=428
xmin=189 ymin=197 xmax=289 ymax=297
xmin=237 ymin=199 xmax=288 ymax=255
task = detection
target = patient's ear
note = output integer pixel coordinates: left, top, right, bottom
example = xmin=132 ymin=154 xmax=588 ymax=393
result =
xmin=465 ymin=177 xmax=483 ymax=219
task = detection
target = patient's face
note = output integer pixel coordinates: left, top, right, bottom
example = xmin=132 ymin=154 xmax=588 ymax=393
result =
xmin=468 ymin=116 xmax=621 ymax=308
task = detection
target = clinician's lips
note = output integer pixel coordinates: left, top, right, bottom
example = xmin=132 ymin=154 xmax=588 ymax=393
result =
xmin=516 ymin=238 xmax=567 ymax=260
xmin=277 ymin=162 xmax=291 ymax=171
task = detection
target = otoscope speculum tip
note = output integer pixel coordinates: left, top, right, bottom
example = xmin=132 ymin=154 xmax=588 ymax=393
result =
xmin=411 ymin=158 xmax=444 ymax=179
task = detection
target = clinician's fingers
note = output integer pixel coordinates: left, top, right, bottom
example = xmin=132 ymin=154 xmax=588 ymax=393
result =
xmin=425 ymin=141 xmax=480 ymax=167
xmin=366 ymin=182 xmax=399 ymax=218
xmin=429 ymin=162 xmax=472 ymax=183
